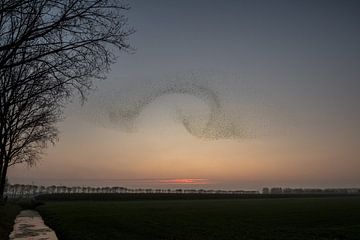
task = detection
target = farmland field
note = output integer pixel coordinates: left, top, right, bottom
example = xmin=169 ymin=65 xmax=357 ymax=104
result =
xmin=37 ymin=197 xmax=360 ymax=240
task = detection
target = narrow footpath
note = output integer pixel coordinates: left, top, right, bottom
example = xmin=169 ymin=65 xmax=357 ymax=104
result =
xmin=9 ymin=210 xmax=58 ymax=240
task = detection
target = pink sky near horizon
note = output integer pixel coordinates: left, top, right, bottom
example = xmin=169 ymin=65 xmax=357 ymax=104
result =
xmin=7 ymin=107 xmax=360 ymax=190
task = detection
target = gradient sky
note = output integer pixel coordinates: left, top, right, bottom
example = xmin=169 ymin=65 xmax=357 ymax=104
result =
xmin=8 ymin=0 xmax=360 ymax=190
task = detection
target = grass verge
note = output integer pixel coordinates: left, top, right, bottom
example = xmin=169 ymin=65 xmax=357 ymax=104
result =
xmin=0 ymin=203 xmax=21 ymax=240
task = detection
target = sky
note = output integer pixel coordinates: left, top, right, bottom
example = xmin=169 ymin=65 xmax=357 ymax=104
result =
xmin=8 ymin=0 xmax=360 ymax=190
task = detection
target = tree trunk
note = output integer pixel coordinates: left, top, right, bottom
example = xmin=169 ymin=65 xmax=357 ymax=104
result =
xmin=0 ymin=157 xmax=3 ymax=194
xmin=0 ymin=152 xmax=4 ymax=199
xmin=0 ymin=157 xmax=9 ymax=199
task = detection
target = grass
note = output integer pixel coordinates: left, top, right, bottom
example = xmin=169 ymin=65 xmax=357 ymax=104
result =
xmin=37 ymin=197 xmax=360 ymax=240
xmin=0 ymin=203 xmax=21 ymax=240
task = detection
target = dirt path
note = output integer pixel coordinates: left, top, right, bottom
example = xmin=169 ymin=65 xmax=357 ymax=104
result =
xmin=9 ymin=210 xmax=58 ymax=240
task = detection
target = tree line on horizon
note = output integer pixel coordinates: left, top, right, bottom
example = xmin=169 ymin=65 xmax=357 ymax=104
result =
xmin=263 ymin=187 xmax=360 ymax=194
xmin=4 ymin=183 xmax=261 ymax=198
xmin=5 ymin=183 xmax=360 ymax=199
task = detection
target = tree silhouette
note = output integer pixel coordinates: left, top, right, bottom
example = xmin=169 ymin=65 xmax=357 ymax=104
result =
xmin=0 ymin=0 xmax=133 ymax=198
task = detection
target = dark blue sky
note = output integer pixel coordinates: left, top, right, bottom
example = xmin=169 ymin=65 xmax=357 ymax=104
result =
xmin=109 ymin=0 xmax=360 ymax=133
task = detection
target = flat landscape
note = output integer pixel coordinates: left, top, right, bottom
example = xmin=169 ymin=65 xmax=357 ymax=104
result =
xmin=37 ymin=197 xmax=360 ymax=240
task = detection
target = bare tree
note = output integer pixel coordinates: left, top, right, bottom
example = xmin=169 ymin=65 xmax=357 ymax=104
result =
xmin=0 ymin=60 xmax=60 ymax=197
xmin=0 ymin=0 xmax=133 ymax=198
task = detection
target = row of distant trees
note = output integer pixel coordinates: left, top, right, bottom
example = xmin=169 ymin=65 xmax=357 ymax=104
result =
xmin=7 ymin=184 xmax=360 ymax=199
xmin=5 ymin=183 xmax=260 ymax=198
xmin=262 ymin=187 xmax=360 ymax=194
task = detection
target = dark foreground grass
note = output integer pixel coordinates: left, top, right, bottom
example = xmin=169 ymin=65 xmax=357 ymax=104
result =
xmin=38 ymin=197 xmax=360 ymax=240
xmin=0 ymin=204 xmax=21 ymax=240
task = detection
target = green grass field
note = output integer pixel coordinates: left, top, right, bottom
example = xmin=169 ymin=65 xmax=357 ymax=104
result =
xmin=37 ymin=197 xmax=360 ymax=240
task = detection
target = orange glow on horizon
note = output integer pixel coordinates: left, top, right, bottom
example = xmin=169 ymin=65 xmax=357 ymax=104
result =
xmin=158 ymin=178 xmax=208 ymax=184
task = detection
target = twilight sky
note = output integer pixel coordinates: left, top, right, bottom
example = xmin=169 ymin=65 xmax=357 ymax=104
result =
xmin=8 ymin=0 xmax=360 ymax=190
